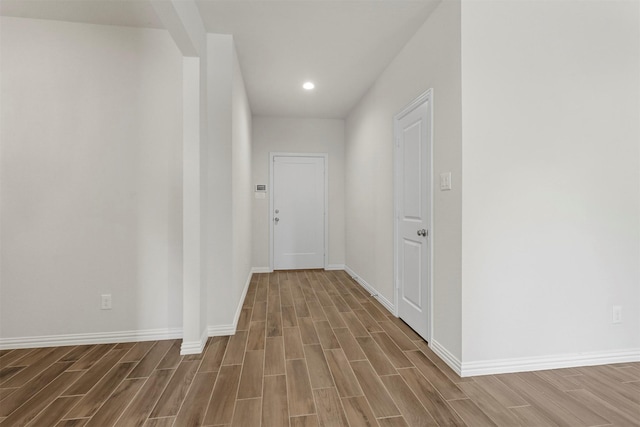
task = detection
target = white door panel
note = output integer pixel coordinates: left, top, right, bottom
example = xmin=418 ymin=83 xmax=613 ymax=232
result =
xmin=395 ymin=92 xmax=432 ymax=341
xmin=272 ymin=156 xmax=325 ymax=270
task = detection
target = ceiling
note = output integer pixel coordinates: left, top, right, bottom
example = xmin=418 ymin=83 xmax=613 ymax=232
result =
xmin=1 ymin=0 xmax=441 ymax=118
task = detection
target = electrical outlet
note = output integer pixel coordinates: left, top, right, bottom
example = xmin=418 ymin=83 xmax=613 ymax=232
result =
xmin=612 ymin=305 xmax=622 ymax=324
xmin=101 ymin=294 xmax=112 ymax=310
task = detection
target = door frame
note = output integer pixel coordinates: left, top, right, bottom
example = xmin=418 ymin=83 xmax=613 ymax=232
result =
xmin=269 ymin=152 xmax=329 ymax=271
xmin=393 ymin=89 xmax=434 ymax=342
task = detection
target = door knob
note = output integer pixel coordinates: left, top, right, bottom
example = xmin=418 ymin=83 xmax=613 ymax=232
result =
xmin=417 ymin=229 xmax=427 ymax=237
xmin=274 ymin=217 xmax=279 ymax=223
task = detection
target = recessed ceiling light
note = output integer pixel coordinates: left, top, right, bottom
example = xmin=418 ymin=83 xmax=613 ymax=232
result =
xmin=303 ymin=82 xmax=315 ymax=90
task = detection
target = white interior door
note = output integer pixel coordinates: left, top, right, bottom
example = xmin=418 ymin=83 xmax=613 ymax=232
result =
xmin=272 ymin=155 xmax=326 ymax=270
xmin=395 ymin=92 xmax=432 ymax=341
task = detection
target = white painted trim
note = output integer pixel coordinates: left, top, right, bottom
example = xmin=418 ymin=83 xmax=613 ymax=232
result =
xmin=325 ymin=264 xmax=345 ymax=271
xmin=393 ymin=89 xmax=434 ymax=343
xmin=344 ymin=265 xmax=395 ymax=315
xmin=252 ymin=267 xmax=273 ymax=274
xmin=269 ymin=152 xmax=329 ymax=271
xmin=0 ymin=328 xmax=183 ymax=351
xmin=181 ymin=329 xmax=208 ymax=355
xmin=460 ymin=348 xmax=640 ymax=377
xmin=430 ymin=339 xmax=463 ymax=376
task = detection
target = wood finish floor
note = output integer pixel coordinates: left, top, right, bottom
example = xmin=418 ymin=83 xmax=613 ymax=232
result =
xmin=1 ymin=270 xmax=639 ymax=426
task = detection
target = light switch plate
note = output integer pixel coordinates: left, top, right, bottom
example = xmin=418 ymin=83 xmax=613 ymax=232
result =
xmin=440 ymin=172 xmax=452 ymax=191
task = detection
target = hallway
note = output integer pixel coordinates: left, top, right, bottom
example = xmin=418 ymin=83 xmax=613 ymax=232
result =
xmin=1 ymin=270 xmax=639 ymax=426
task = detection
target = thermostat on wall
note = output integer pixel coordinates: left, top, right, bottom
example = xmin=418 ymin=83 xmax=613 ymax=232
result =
xmin=256 ymin=184 xmax=267 ymax=192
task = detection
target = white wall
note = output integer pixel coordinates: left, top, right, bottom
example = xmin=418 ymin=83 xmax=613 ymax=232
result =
xmin=345 ymin=0 xmax=463 ymax=358
xmin=251 ymin=117 xmax=345 ymax=270
xmin=0 ymin=18 xmax=183 ymax=341
xmin=231 ymin=48 xmax=253 ymax=322
xmin=461 ymin=0 xmax=640 ymax=366
xmin=206 ymin=35 xmax=253 ymax=330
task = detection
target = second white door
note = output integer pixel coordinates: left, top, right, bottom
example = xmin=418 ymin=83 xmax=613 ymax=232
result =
xmin=272 ymin=155 xmax=326 ymax=270
xmin=395 ymin=92 xmax=432 ymax=341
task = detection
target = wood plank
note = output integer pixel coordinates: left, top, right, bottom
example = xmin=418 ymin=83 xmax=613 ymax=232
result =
xmin=1 ymin=347 xmax=72 ymax=388
xmin=237 ymin=350 xmax=264 ymax=399
xmin=114 ymin=368 xmax=173 ymax=427
xmin=199 ymin=336 xmax=229 ymax=373
xmin=341 ymin=312 xmax=369 ymax=337
xmin=0 ymin=366 xmax=24 ymax=384
xmin=325 ymin=349 xmax=363 ymax=398
xmin=397 ymin=367 xmax=466 ymax=426
xmin=0 ymin=362 xmax=72 ymax=416
xmin=303 ymin=344 xmax=334 ymax=389
xmin=237 ymin=308 xmax=252 ymax=331
xmin=360 ymin=302 xmax=388 ymax=321
xmin=298 ymin=317 xmax=320 ymax=345
xmin=56 ymin=419 xmax=89 ymax=427
xmin=379 ymin=375 xmax=437 ymax=427
xmin=496 ymin=373 xmax=592 ymax=427
xmin=356 ymin=337 xmax=396 ymax=376
xmin=566 ymin=388 xmax=640 ymax=426
xmin=155 ymin=340 xmax=181 ymax=371
xmin=59 ymin=346 xmax=95 ymax=363
xmin=516 ymin=371 xmax=610 ymax=426
xmin=314 ymin=321 xmax=340 ymax=350
xmin=0 ymin=370 xmax=82 ymax=426
xmin=404 ymin=350 xmax=465 ymax=400
xmin=265 ymin=336 xmax=285 ymax=376
xmin=67 ymin=345 xmax=114 ymax=371
xmin=323 ymin=306 xmax=347 ymax=329
xmin=314 ymin=388 xmax=349 ymax=427
xmin=173 ymin=371 xmax=217 ymax=426
xmin=307 ymin=301 xmax=328 ymax=321
xmin=370 ymin=333 xmax=412 ymax=369
xmin=84 ymin=378 xmax=145 ymax=427
xmin=333 ymin=328 xmax=366 ymax=361
xmin=252 ymin=301 xmax=268 ymax=322
xmin=64 ymin=349 xmax=127 ymax=396
xmin=447 ymin=399 xmax=498 ymax=427
xmin=128 ymin=340 xmax=174 ymax=378
xmin=509 ymin=406 xmax=558 ymax=427
xmin=121 ymin=342 xmax=155 ymax=363
xmin=65 ymin=362 xmax=136 ymax=418
xmin=0 ymin=349 xmax=34 ymax=367
xmin=377 ymin=321 xmax=417 ymax=351
xmin=291 ymin=415 xmax=319 ymax=427
xmin=352 ymin=309 xmax=384 ymax=334
xmin=458 ymin=380 xmax=522 ymax=427
xmin=341 ymin=395 xmax=378 ymax=427
xmin=143 ymin=418 xmax=175 ymax=427
xmin=472 ymin=375 xmax=529 ymax=408
xmin=267 ymin=311 xmax=283 ymax=338
xmin=231 ymin=398 xmax=261 ymax=427
xmin=246 ymin=321 xmax=266 ymax=351
xmin=284 ymin=327 xmax=305 ymax=360
xmin=268 ymin=294 xmax=282 ymax=313
xmin=376 ymin=417 xmax=409 ymax=427
xmin=294 ymin=299 xmax=311 ymax=318
xmin=350 ymin=360 xmax=400 ymax=418
xmin=262 ymin=375 xmax=289 ymax=427
xmin=22 ymin=396 xmax=79 ymax=427
xmin=149 ymin=360 xmax=200 ymax=418
xmin=223 ymin=331 xmax=248 ymax=366
xmin=282 ymin=306 xmax=298 ymax=327
xmin=286 ymin=359 xmax=315 ymax=416
xmin=203 ymin=364 xmax=242 ymax=426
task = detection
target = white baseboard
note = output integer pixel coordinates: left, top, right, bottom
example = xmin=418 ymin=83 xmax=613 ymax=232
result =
xmin=251 ymin=267 xmax=273 ymax=273
xmin=344 ymin=265 xmax=396 ymax=315
xmin=325 ymin=264 xmax=345 ymax=271
xmin=460 ymin=348 xmax=640 ymax=377
xmin=181 ymin=329 xmax=207 ymax=355
xmin=430 ymin=340 xmax=463 ymax=376
xmin=0 ymin=327 xmax=183 ymax=351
